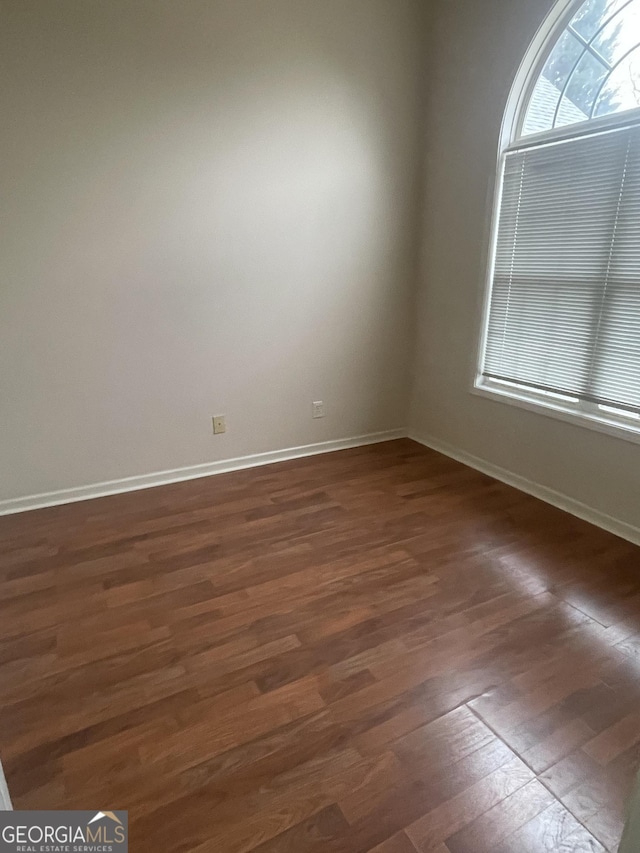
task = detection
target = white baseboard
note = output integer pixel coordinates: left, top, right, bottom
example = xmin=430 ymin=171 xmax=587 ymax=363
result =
xmin=0 ymin=429 xmax=407 ymax=517
xmin=409 ymin=431 xmax=640 ymax=548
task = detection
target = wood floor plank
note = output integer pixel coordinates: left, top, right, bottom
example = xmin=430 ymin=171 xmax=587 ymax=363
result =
xmin=492 ymin=799 xmax=605 ymax=852
xmin=405 ymin=755 xmax=534 ymax=851
xmin=366 ymin=832 xmax=420 ymax=853
xmin=443 ymin=779 xmax=556 ymax=853
xmin=0 ymin=439 xmax=638 ymax=852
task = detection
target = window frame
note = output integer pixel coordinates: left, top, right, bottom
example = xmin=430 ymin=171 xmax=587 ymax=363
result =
xmin=474 ymin=0 xmax=640 ymax=445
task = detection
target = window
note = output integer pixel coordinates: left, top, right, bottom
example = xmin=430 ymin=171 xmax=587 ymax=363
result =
xmin=476 ymin=0 xmax=640 ymax=441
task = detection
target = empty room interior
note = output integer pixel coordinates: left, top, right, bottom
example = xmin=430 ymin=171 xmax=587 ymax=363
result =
xmin=2 ymin=0 xmax=640 ymax=850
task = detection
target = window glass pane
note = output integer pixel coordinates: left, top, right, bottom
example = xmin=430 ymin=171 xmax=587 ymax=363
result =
xmin=591 ymin=0 xmax=640 ymax=64
xmin=571 ymin=0 xmax=631 ymax=39
xmin=523 ymin=77 xmax=567 ymax=135
xmin=541 ymin=30 xmax=585 ymax=93
xmin=556 ymin=50 xmax=608 ymax=123
xmin=594 ymin=45 xmax=640 ymax=114
xmin=522 ymin=32 xmax=584 ymax=135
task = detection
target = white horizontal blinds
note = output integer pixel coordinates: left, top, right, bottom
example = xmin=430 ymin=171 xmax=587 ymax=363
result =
xmin=483 ymin=124 xmax=640 ymax=411
xmin=589 ymin=133 xmax=640 ymax=412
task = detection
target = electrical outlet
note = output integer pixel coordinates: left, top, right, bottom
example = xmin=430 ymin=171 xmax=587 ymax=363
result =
xmin=212 ymin=415 xmax=226 ymax=434
xmin=312 ymin=401 xmax=325 ymax=419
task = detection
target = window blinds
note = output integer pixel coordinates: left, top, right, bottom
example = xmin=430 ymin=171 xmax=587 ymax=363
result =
xmin=482 ymin=124 xmax=640 ymax=413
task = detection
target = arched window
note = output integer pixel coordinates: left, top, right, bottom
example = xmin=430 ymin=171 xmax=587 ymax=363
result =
xmin=476 ymin=0 xmax=640 ymax=440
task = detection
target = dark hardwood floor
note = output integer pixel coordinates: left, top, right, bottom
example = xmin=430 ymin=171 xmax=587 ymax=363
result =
xmin=0 ymin=438 xmax=639 ymax=852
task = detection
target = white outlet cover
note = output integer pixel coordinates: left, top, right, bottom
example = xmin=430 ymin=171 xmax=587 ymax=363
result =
xmin=312 ymin=401 xmax=325 ymax=418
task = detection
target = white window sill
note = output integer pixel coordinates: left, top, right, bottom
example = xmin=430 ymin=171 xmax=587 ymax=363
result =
xmin=473 ymin=376 xmax=640 ymax=447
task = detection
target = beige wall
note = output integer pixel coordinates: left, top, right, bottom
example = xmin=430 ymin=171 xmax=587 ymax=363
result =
xmin=5 ymin=0 xmax=638 ymax=531
xmin=409 ymin=0 xmax=640 ymax=531
xmin=0 ymin=0 xmax=426 ymax=502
